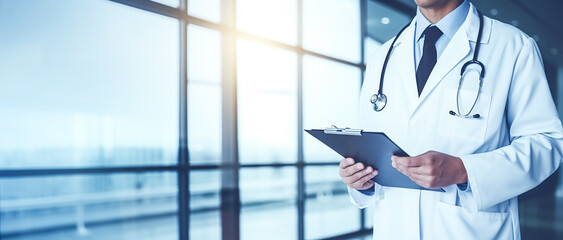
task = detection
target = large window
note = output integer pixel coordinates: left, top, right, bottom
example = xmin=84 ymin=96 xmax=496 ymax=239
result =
xmin=0 ymin=0 xmax=411 ymax=240
xmin=1 ymin=0 xmax=179 ymax=239
xmin=0 ymin=0 xmax=179 ymax=169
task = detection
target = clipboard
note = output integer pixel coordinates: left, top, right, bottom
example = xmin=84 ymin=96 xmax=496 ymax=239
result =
xmin=305 ymin=126 xmax=444 ymax=192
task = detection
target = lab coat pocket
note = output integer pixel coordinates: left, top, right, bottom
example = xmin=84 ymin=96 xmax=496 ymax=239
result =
xmin=437 ymin=89 xmax=491 ymax=144
xmin=432 ymin=201 xmax=513 ymax=240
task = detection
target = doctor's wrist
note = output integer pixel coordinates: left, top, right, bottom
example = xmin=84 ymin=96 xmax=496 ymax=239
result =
xmin=455 ymin=157 xmax=468 ymax=184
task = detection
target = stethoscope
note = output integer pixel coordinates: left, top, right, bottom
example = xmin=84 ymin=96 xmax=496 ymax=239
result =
xmin=371 ymin=10 xmax=485 ymax=119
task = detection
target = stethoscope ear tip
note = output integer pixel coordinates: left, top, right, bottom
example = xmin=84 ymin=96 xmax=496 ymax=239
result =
xmin=449 ymin=110 xmax=481 ymax=119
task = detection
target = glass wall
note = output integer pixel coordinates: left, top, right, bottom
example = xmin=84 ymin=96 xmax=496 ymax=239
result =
xmin=1 ymin=0 xmax=179 ymax=239
xmin=0 ymin=0 xmax=180 ymax=170
xmin=0 ymin=0 xmax=369 ymax=240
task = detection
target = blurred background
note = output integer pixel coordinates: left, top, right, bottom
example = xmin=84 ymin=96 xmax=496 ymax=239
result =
xmin=0 ymin=0 xmax=562 ymax=239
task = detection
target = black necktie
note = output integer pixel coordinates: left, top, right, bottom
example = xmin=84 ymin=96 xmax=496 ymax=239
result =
xmin=416 ymin=26 xmax=443 ymax=96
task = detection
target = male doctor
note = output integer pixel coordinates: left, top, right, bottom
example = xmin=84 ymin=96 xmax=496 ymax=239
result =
xmin=339 ymin=0 xmax=563 ymax=239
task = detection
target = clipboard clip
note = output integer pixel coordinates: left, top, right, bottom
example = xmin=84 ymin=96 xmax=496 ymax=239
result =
xmin=324 ymin=125 xmax=363 ymax=136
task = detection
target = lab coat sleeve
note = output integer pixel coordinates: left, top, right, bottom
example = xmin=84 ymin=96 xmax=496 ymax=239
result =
xmin=347 ymin=185 xmax=378 ymax=209
xmin=459 ymin=37 xmax=563 ymax=211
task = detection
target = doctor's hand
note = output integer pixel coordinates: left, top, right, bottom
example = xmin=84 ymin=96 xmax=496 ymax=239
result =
xmin=339 ymin=158 xmax=378 ymax=190
xmin=391 ymin=151 xmax=468 ymax=189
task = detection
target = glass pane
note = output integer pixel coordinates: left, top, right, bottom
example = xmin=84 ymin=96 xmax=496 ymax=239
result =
xmin=365 ymin=0 xmax=412 ymax=45
xmin=188 ymin=24 xmax=222 ymax=165
xmin=0 ymin=172 xmax=178 ymax=240
xmin=364 ymin=0 xmax=410 ymax=64
xmin=305 ymin=166 xmax=360 ymax=239
xmin=237 ymin=39 xmax=298 ymax=164
xmin=303 ymin=55 xmax=361 ymax=162
xmin=302 ymin=0 xmax=361 ymax=63
xmin=188 ymin=0 xmax=221 ymax=23
xmin=237 ymin=0 xmax=298 ymax=45
xmin=152 ymin=0 xmax=179 ymax=8
xmin=190 ymin=170 xmax=221 ymax=240
xmin=240 ymin=167 xmax=297 ymax=240
xmin=0 ymin=0 xmax=179 ymax=169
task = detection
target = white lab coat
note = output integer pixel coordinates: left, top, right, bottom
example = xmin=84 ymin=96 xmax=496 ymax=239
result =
xmin=351 ymin=3 xmax=563 ymax=240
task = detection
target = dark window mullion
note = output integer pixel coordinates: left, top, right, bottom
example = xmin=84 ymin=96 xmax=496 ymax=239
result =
xmin=297 ymin=0 xmax=305 ymax=238
xmin=359 ymin=0 xmax=368 ymax=231
xmin=220 ymin=0 xmax=240 ymax=240
xmin=179 ymin=0 xmax=189 ymax=240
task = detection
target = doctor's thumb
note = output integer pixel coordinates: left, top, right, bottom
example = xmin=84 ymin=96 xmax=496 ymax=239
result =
xmin=391 ymin=155 xmax=411 ymax=166
xmin=391 ymin=155 xmax=405 ymax=162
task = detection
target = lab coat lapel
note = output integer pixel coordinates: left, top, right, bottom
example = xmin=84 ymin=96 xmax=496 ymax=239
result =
xmin=395 ymin=21 xmax=419 ymax=116
xmin=416 ymin=27 xmax=470 ymax=107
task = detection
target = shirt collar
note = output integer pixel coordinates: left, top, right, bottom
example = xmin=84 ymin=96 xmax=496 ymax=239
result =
xmin=415 ymin=0 xmax=470 ymax=42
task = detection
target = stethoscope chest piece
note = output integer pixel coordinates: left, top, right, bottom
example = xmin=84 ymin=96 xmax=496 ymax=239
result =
xmin=370 ymin=93 xmax=387 ymax=111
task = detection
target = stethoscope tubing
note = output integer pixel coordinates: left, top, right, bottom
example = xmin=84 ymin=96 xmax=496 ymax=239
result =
xmin=378 ymin=23 xmax=410 ymax=96
xmin=372 ymin=10 xmax=485 ymax=118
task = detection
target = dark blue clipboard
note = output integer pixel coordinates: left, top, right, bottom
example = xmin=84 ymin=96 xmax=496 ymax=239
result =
xmin=305 ymin=128 xmax=444 ymax=192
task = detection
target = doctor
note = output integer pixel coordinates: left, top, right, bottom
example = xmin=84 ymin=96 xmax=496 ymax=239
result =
xmin=339 ymin=0 xmax=563 ymax=239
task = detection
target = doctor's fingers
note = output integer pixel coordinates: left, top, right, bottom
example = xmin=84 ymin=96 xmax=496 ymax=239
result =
xmin=400 ymin=170 xmax=442 ymax=189
xmin=349 ymin=173 xmax=377 ymax=190
xmin=340 ymin=162 xmax=367 ymax=177
xmin=392 ymin=155 xmax=425 ymax=168
xmin=393 ymin=163 xmax=435 ymax=176
xmin=359 ymin=180 xmax=375 ymax=190
xmin=342 ymin=167 xmax=377 ymax=185
xmin=339 ymin=158 xmax=356 ymax=169
xmin=393 ymin=164 xmax=425 ymax=181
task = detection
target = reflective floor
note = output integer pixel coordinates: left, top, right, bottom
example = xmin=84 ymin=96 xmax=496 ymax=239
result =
xmin=3 ymin=194 xmax=362 ymax=240
xmin=4 ymin=196 xmax=563 ymax=240
xmin=4 ymin=214 xmax=178 ymax=240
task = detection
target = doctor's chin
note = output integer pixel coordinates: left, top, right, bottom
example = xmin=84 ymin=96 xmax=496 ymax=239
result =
xmin=1 ymin=0 xmax=563 ymax=240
